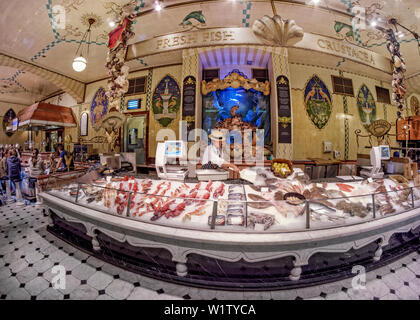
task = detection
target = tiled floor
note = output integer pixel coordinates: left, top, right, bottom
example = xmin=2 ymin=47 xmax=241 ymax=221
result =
xmin=0 ymin=203 xmax=420 ymax=300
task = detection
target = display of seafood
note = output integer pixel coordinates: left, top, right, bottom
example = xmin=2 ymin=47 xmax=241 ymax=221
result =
xmin=48 ymin=170 xmax=419 ymax=232
xmin=247 ymin=213 xmax=275 ymax=230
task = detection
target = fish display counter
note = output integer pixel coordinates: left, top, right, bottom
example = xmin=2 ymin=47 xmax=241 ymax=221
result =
xmin=40 ymin=168 xmax=420 ymax=290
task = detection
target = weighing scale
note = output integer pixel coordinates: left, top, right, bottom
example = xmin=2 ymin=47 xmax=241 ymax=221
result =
xmin=360 ymin=145 xmax=390 ymax=179
xmin=155 ymin=141 xmax=189 ymax=181
xmin=196 ymin=168 xmax=229 ymax=181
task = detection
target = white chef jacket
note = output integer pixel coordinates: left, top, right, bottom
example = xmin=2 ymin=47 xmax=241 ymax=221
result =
xmin=201 ymin=144 xmax=228 ymax=167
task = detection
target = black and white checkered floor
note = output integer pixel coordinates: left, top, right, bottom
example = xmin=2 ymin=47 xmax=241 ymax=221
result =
xmin=0 ymin=203 xmax=420 ymax=300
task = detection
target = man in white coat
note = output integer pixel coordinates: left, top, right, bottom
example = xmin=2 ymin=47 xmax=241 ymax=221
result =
xmin=202 ymin=129 xmax=240 ymax=178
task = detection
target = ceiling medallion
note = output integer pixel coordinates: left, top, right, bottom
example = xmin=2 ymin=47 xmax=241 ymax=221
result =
xmin=81 ymin=13 xmax=103 ymax=29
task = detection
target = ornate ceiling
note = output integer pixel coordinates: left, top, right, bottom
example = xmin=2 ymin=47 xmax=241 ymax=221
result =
xmin=0 ymin=0 xmax=419 ymax=105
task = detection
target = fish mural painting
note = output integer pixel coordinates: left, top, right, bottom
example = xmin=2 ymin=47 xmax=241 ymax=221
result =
xmin=90 ymin=87 xmax=109 ymax=130
xmin=357 ymin=84 xmax=376 ymax=128
xmin=304 ymin=76 xmax=332 ymax=129
xmin=152 ymin=75 xmax=181 ymax=127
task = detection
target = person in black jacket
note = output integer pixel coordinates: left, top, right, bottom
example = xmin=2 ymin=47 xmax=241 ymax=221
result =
xmin=7 ymin=149 xmax=22 ymax=192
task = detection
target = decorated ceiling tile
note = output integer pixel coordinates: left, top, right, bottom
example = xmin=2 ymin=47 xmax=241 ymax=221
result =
xmin=357 ymin=84 xmax=377 ymax=128
xmin=152 ymin=75 xmax=180 ymax=128
xmin=304 ymin=75 xmax=332 ymax=130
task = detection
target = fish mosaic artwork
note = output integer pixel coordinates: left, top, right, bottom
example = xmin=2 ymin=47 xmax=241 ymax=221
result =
xmin=152 ymin=75 xmax=181 ymax=127
xmin=304 ymin=75 xmax=332 ymax=129
xmin=179 ymin=10 xmax=206 ymax=29
xmin=357 ymin=84 xmax=376 ymax=128
xmin=334 ymin=21 xmax=354 ymax=41
xmin=90 ymin=87 xmax=108 ymax=130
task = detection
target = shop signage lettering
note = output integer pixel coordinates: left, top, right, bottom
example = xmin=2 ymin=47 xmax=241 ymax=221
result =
xmin=317 ymin=39 xmax=375 ymax=65
xmin=127 ymin=28 xmax=391 ymax=73
xmin=156 ymin=30 xmax=235 ymax=50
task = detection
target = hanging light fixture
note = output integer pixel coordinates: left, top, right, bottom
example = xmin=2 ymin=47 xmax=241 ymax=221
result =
xmin=72 ymin=18 xmax=95 ymax=72
xmin=154 ymin=0 xmax=163 ymax=11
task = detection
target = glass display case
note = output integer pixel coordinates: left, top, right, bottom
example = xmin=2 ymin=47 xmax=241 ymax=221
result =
xmin=43 ymin=169 xmax=420 ymax=233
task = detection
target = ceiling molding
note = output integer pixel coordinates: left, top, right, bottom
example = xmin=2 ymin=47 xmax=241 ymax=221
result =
xmin=0 ymin=53 xmax=85 ymax=103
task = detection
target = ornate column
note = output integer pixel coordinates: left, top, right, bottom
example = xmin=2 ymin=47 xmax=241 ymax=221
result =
xmin=5 ymin=180 xmax=14 ymax=204
xmin=270 ymin=47 xmax=293 ymax=160
xmin=252 ymin=15 xmax=303 ymax=160
xmin=181 ymin=49 xmax=200 ymax=140
xmin=15 ymin=182 xmax=25 ymax=207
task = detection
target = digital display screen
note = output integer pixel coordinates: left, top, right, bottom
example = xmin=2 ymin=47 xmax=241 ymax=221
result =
xmin=380 ymin=146 xmax=390 ymax=159
xmin=12 ymin=118 xmax=18 ymax=131
xmin=127 ymin=99 xmax=140 ymax=110
xmin=165 ymin=141 xmax=182 ymax=157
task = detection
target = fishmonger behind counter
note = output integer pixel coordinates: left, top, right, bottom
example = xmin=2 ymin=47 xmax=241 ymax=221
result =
xmin=54 ymin=144 xmax=74 ymax=172
xmin=201 ymin=129 xmax=240 ymax=179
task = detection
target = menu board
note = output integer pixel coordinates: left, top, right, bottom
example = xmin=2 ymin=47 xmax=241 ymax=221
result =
xmin=276 ymin=76 xmax=291 ymax=144
xmin=182 ymin=76 xmax=196 ymax=140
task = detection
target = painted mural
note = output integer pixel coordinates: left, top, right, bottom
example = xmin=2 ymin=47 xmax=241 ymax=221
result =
xmin=411 ymin=96 xmax=420 ymax=116
xmin=90 ymin=87 xmax=109 ymax=130
xmin=152 ymin=75 xmax=181 ymax=127
xmin=357 ymin=84 xmax=376 ymax=128
xmin=2 ymin=108 xmax=16 ymax=137
xmin=304 ymin=75 xmax=332 ymax=130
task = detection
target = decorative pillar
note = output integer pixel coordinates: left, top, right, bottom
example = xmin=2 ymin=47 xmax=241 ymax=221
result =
xmin=181 ymin=49 xmax=200 ymax=161
xmin=181 ymin=49 xmax=200 ymax=139
xmin=270 ymin=47 xmax=293 ymax=160
xmin=289 ymin=258 xmax=303 ymax=281
xmin=35 ymin=183 xmax=43 ymax=207
xmin=339 ymin=71 xmax=350 ymax=161
xmin=5 ymin=180 xmax=14 ymax=204
xmin=15 ymin=182 xmax=25 ymax=207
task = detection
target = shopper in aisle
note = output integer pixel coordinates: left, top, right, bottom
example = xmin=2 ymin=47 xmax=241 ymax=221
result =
xmin=29 ymin=148 xmax=45 ymax=177
xmin=6 ymin=149 xmax=21 ymax=195
xmin=0 ymin=149 xmax=9 ymax=195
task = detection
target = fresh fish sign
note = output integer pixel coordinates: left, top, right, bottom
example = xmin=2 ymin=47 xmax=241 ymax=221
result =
xmin=304 ymin=76 xmax=332 ymax=130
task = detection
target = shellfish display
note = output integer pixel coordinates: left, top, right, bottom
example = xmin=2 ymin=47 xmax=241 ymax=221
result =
xmin=47 ymin=169 xmax=417 ymax=232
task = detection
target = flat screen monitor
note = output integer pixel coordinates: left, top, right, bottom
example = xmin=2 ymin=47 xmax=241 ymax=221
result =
xmin=127 ymin=99 xmax=141 ymax=110
xmin=164 ymin=141 xmax=186 ymax=159
xmin=379 ymin=145 xmax=390 ymax=160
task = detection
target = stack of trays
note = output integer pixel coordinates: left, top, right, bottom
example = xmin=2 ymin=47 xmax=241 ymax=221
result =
xmin=209 ymin=184 xmax=247 ymax=227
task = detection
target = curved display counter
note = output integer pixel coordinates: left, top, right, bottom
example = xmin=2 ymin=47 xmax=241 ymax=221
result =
xmin=40 ymin=172 xmax=420 ymax=290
